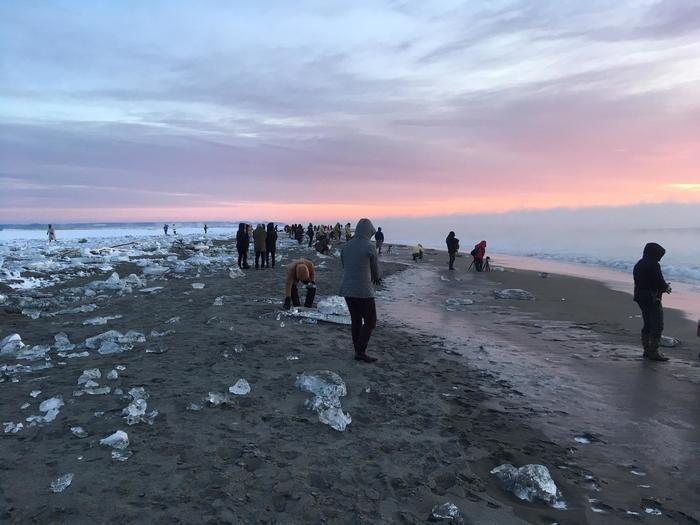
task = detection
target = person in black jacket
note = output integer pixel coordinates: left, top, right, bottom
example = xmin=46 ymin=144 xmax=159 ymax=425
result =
xmin=236 ymin=223 xmax=250 ymax=269
xmin=265 ymin=222 xmax=278 ymax=268
xmin=307 ymin=223 xmax=315 ymax=248
xmin=633 ymin=242 xmax=671 ymax=361
xmin=374 ymin=227 xmax=385 ymax=254
xmin=446 ymin=231 xmax=459 ymax=270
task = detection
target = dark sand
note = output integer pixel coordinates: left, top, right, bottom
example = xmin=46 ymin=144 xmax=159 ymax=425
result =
xmin=1 ymin=239 xmax=698 ymax=524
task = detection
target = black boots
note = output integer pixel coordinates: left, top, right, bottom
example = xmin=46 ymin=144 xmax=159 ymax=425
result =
xmin=644 ymin=336 xmax=669 ymax=361
xmin=354 ymin=352 xmax=378 ymax=363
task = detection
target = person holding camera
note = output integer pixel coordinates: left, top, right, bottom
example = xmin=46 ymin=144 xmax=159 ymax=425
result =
xmin=633 ymin=242 xmax=672 ymax=361
xmin=340 ymin=218 xmax=381 ymax=363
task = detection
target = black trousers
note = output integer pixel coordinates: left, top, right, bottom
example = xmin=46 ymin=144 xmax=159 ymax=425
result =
xmin=345 ymin=297 xmax=377 ymax=355
xmin=237 ymin=248 xmax=248 ymax=268
xmin=291 ymin=284 xmax=316 ymax=308
xmin=474 ymin=258 xmax=484 ymax=271
xmin=448 ymin=252 xmax=456 ymax=269
xmin=266 ymin=249 xmax=276 ymax=268
xmin=255 ymin=251 xmax=266 ymax=268
xmin=637 ymin=300 xmax=664 ymax=339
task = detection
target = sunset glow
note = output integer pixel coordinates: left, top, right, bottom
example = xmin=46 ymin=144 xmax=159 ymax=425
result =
xmin=1 ymin=1 xmax=699 ymax=223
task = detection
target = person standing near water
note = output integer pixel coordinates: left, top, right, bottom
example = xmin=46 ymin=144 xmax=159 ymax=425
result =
xmin=374 ymin=227 xmax=385 ymax=254
xmin=253 ymin=224 xmax=267 ymax=269
xmin=633 ymin=242 xmax=672 ymax=361
xmin=236 ymin=223 xmax=250 ymax=269
xmin=266 ymin=222 xmax=278 ymax=268
xmin=172 ymin=224 xmax=177 ymax=235
xmin=204 ymin=224 xmax=208 ymax=235
xmin=47 ymin=224 xmax=56 ymax=242
xmin=340 ymin=218 xmax=381 ymax=363
xmin=163 ymin=224 xmax=169 ymax=235
xmin=446 ymin=231 xmax=459 ymax=270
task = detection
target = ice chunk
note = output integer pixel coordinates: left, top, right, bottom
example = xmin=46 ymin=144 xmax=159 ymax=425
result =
xmin=83 ymin=379 xmax=99 ymax=388
xmin=187 ymin=402 xmax=203 ymax=411
xmin=77 ymin=368 xmax=101 ymax=385
xmin=123 ymin=398 xmax=147 ymax=425
xmin=71 ymin=426 xmax=88 ymax=438
xmin=234 ymin=344 xmax=245 ymax=353
xmin=191 ymin=282 xmax=205 ymax=289
xmin=100 ymin=430 xmax=129 ymax=449
xmin=16 ymin=345 xmax=51 ymax=361
xmin=118 ymin=330 xmax=146 ymax=344
xmin=30 ymin=390 xmax=42 ymax=398
xmin=49 ymin=473 xmax=74 ymax=493
xmin=286 ymin=354 xmax=301 ymax=361
xmin=494 ymin=289 xmax=534 ymax=300
xmin=40 ymin=396 xmax=64 ymax=412
xmin=85 ymin=330 xmax=122 ymax=349
xmin=3 ymin=421 xmax=23 ymax=434
xmin=659 ymin=336 xmax=679 ymax=348
xmin=317 ymin=296 xmax=350 ymax=316
xmin=128 ymin=387 xmax=149 ymax=400
xmin=139 ymin=287 xmax=163 ymax=294
xmin=206 ymin=392 xmax=229 ymax=406
xmin=107 ymin=369 xmax=118 ymax=380
xmin=213 ymin=296 xmax=225 ymax=306
xmin=112 ymin=450 xmax=133 ymax=462
xmin=490 ymin=464 xmax=561 ymax=505
xmin=296 ymin=370 xmax=347 ymax=399
xmin=54 ymin=332 xmax=75 ymax=351
xmin=83 ymin=315 xmax=123 ymax=326
xmin=98 ymin=340 xmax=128 ymax=355
xmin=229 ymin=379 xmax=251 ymax=395
xmin=296 ymin=371 xmax=351 ymax=431
xmin=445 ymin=298 xmax=474 ymax=307
xmin=142 ymin=264 xmax=169 ymax=276
xmin=84 ymin=386 xmax=111 ymax=395
xmin=165 ymin=317 xmax=180 ymax=324
xmin=229 ymin=268 xmax=245 ymax=279
xmin=430 ymin=502 xmax=462 ymax=522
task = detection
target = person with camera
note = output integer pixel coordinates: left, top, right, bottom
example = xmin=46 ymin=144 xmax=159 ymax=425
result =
xmin=446 ymin=231 xmax=459 ymax=270
xmin=633 ymin=242 xmax=672 ymax=361
xmin=340 ymin=218 xmax=381 ymax=363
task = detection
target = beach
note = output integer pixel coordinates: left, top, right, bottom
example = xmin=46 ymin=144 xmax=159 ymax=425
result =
xmin=1 ymin=236 xmax=698 ymax=524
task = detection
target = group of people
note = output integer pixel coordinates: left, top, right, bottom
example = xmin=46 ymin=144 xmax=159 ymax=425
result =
xmin=236 ymin=222 xmax=279 ymax=269
xmin=444 ymin=232 xmax=488 ymax=271
xmin=278 ymin=219 xmax=382 ymax=363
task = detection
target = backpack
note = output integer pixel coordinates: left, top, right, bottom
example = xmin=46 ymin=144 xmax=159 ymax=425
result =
xmin=470 ymin=248 xmax=477 ymax=257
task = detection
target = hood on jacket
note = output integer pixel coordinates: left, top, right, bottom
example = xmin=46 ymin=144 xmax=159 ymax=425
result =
xmin=447 ymin=231 xmax=455 ymax=239
xmin=238 ymin=223 xmax=246 ymax=233
xmin=266 ymin=222 xmax=275 ymax=232
xmin=643 ymin=242 xmax=665 ymax=262
xmin=354 ymin=218 xmax=376 ymax=240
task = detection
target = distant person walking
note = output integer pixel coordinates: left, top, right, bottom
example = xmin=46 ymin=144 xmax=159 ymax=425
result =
xmin=340 ymin=218 xmax=381 ymax=363
xmin=236 ymin=223 xmax=250 ymax=269
xmin=374 ymin=227 xmax=385 ymax=254
xmin=471 ymin=240 xmax=487 ymax=271
xmin=253 ymin=224 xmax=267 ymax=269
xmin=633 ymin=242 xmax=672 ymax=361
xmin=295 ymin=225 xmax=304 ymax=245
xmin=446 ymin=231 xmax=459 ymax=270
xmin=266 ymin=222 xmax=278 ymax=268
xmin=344 ymin=223 xmax=352 ymax=241
xmin=284 ymin=259 xmax=316 ymax=310
xmin=163 ymin=224 xmax=169 ymax=235
xmin=172 ymin=224 xmax=177 ymax=235
xmin=47 ymin=224 xmax=56 ymax=242
xmin=204 ymin=224 xmax=208 ymax=235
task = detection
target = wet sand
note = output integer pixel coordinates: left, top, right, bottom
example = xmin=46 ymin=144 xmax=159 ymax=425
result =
xmin=1 ymin=238 xmax=698 ymax=524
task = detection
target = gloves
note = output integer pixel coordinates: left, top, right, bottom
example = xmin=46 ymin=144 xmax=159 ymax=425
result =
xmin=284 ymin=297 xmax=292 ymax=310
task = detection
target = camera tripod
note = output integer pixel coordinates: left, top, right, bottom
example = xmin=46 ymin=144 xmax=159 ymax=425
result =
xmin=467 ymin=256 xmax=491 ymax=272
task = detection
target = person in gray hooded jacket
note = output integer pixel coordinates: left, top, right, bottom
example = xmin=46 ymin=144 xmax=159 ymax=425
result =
xmin=339 ymin=218 xmax=381 ymax=362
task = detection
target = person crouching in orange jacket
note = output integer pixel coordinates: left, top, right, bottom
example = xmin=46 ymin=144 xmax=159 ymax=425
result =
xmin=284 ymin=259 xmax=316 ymax=310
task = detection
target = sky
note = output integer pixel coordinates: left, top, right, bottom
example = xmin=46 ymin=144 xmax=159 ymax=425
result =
xmin=1 ymin=0 xmax=699 ymax=224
